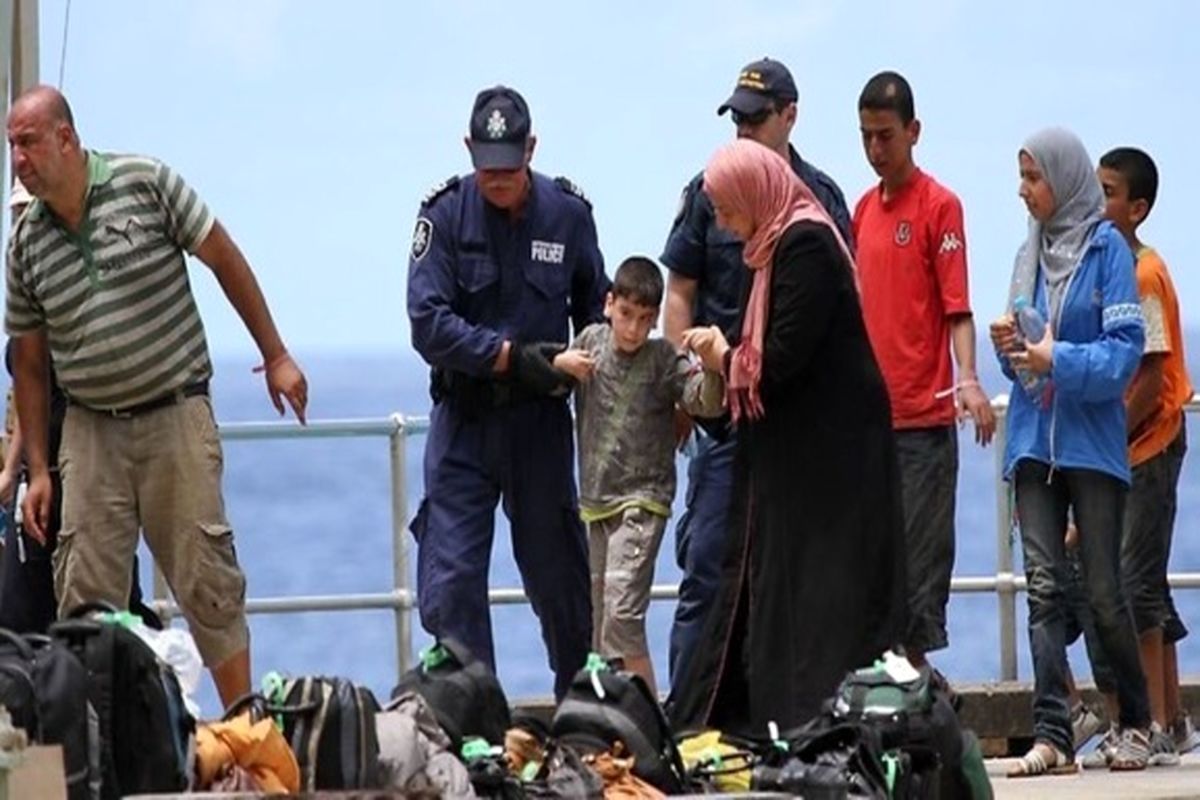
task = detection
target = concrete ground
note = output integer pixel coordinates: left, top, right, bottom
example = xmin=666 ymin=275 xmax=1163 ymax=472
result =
xmin=989 ymin=753 xmax=1200 ymax=799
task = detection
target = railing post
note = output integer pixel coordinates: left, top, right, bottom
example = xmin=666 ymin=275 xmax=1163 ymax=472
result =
xmin=389 ymin=414 xmax=413 ymax=680
xmin=993 ymin=396 xmax=1019 ymax=681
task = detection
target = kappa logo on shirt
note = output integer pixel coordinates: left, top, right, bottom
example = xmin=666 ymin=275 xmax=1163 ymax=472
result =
xmin=939 ymin=231 xmax=963 ymax=254
xmin=531 ymin=240 xmax=566 ymax=264
xmin=894 ymin=221 xmax=912 ymax=246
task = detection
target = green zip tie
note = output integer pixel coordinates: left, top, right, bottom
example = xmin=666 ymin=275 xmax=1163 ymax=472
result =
xmin=461 ymin=736 xmax=501 ymax=763
xmin=584 ymin=652 xmax=609 ymax=673
xmin=585 ymin=652 xmax=609 ymax=699
xmin=881 ymin=752 xmax=899 ymax=796
xmin=420 ymin=643 xmax=450 ymax=671
xmin=768 ymin=721 xmax=787 ymax=752
xmin=701 ymin=747 xmax=724 ymax=770
xmin=261 ymin=671 xmax=287 ymax=731
xmin=98 ymin=610 xmax=140 ymax=629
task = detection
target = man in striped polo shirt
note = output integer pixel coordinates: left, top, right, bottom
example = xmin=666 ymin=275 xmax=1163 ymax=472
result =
xmin=5 ymin=86 xmax=308 ymax=705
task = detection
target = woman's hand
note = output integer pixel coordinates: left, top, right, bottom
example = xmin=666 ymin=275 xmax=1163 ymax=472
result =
xmin=552 ymin=349 xmax=595 ymax=383
xmin=681 ymin=325 xmax=730 ymax=373
xmin=1008 ymin=323 xmax=1054 ymax=375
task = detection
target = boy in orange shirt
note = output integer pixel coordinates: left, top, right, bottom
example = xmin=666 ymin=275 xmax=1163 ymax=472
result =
xmin=1086 ymin=147 xmax=1197 ymax=763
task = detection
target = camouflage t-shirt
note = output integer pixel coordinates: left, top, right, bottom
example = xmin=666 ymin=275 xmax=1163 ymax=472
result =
xmin=571 ymin=323 xmax=725 ymax=522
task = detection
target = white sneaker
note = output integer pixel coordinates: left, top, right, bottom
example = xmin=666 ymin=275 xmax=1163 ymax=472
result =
xmin=1071 ymin=703 xmax=1105 ymax=750
xmin=1171 ymin=712 xmax=1200 ymax=755
xmin=1081 ymin=726 xmax=1117 ymax=770
xmin=1147 ymin=723 xmax=1181 ymax=767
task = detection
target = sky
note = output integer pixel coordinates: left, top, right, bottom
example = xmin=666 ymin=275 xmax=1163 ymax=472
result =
xmin=8 ymin=0 xmax=1199 ymax=360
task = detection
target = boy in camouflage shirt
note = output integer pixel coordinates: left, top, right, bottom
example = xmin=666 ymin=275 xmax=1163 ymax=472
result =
xmin=554 ymin=256 xmax=725 ymax=692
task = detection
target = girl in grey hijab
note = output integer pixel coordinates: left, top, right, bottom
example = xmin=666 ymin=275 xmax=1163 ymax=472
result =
xmin=994 ymin=128 xmax=1152 ymax=777
xmin=1007 ymin=127 xmax=1105 ymax=325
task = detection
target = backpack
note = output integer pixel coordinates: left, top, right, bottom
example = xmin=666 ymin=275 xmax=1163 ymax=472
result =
xmin=0 ymin=628 xmax=99 ymax=800
xmin=267 ymin=674 xmax=381 ymax=791
xmin=50 ymin=603 xmax=195 ymax=800
xmin=550 ymin=655 xmax=686 ymax=794
xmin=831 ymin=658 xmax=982 ymax=800
xmin=392 ymin=637 xmax=511 ymax=749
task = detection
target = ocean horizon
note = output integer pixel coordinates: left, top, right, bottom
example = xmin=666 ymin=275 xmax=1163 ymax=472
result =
xmin=3 ymin=333 xmax=1198 ymax=719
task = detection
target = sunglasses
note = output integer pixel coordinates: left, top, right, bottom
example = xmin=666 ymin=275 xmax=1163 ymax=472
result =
xmin=730 ymin=106 xmax=775 ymax=127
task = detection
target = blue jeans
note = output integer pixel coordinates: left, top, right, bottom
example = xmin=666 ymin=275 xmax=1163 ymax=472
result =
xmin=669 ymin=431 xmax=735 ymax=689
xmin=1016 ymin=461 xmax=1150 ymax=755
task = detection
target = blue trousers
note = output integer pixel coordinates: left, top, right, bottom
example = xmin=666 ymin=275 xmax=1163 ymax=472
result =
xmin=411 ymin=398 xmax=591 ymax=699
xmin=1017 ymin=460 xmax=1150 ymax=756
xmin=669 ymin=431 xmax=735 ymax=689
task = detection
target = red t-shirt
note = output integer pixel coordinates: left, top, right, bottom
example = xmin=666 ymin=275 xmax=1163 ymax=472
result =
xmin=853 ymin=169 xmax=971 ymax=428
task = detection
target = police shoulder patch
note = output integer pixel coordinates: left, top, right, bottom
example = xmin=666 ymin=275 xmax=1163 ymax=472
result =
xmin=421 ymin=175 xmax=460 ymax=207
xmin=411 ymin=217 xmax=433 ymax=261
xmin=554 ymin=176 xmax=591 ymax=209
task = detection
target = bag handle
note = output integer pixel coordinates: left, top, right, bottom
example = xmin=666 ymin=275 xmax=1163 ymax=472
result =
xmin=0 ymin=627 xmax=34 ymax=660
xmin=222 ymin=692 xmax=272 ymax=722
xmin=48 ymin=619 xmax=102 ymax=644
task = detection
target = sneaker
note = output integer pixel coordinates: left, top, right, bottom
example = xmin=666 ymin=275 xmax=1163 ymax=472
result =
xmin=1081 ymin=726 xmax=1117 ymax=770
xmin=1147 ymin=723 xmax=1181 ymax=767
xmin=1170 ymin=711 xmax=1200 ymax=755
xmin=1110 ymin=727 xmax=1151 ymax=771
xmin=1071 ymin=703 xmax=1105 ymax=750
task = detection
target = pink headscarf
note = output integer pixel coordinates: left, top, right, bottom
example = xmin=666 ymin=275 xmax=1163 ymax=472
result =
xmin=703 ymin=139 xmax=856 ymax=422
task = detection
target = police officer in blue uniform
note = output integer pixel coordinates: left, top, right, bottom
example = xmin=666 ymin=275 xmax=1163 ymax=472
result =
xmin=662 ymin=58 xmax=854 ymax=690
xmin=407 ymin=86 xmax=608 ymax=698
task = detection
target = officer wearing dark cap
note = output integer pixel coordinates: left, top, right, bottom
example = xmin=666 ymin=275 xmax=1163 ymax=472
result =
xmin=662 ymin=57 xmax=853 ymax=691
xmin=407 ymin=86 xmax=608 ymax=699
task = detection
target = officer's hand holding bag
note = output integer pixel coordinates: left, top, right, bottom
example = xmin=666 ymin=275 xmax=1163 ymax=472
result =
xmin=511 ymin=342 xmax=572 ymax=397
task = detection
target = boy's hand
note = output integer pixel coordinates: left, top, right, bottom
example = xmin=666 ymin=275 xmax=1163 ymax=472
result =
xmin=681 ymin=325 xmax=730 ymax=373
xmin=959 ymin=382 xmax=996 ymax=447
xmin=553 ymin=349 xmax=595 ymax=383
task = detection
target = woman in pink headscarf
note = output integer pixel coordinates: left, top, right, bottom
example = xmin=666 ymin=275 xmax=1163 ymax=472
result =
xmin=671 ymin=139 xmax=906 ymax=733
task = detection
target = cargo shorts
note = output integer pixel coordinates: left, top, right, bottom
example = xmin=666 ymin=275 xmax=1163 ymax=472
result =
xmin=587 ymin=506 xmax=667 ymax=660
xmin=55 ymin=394 xmax=249 ymax=666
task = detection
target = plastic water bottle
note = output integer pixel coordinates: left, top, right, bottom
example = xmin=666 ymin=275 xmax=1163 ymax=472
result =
xmin=1011 ymin=297 xmax=1050 ymax=406
xmin=1014 ymin=297 xmax=1047 ymax=344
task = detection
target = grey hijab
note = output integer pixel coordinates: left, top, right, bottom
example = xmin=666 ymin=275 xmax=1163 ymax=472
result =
xmin=1007 ymin=127 xmax=1104 ymax=324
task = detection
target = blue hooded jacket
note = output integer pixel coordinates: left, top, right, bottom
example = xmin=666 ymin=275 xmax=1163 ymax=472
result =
xmin=999 ymin=221 xmax=1143 ymax=485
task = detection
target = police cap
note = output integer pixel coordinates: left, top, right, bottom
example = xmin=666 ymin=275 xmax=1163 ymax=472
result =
xmin=467 ymin=86 xmax=532 ymax=170
xmin=717 ymin=58 xmax=799 ymax=116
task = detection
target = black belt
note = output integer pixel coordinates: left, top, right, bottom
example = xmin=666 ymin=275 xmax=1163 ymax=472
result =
xmin=73 ymin=381 xmax=210 ymax=418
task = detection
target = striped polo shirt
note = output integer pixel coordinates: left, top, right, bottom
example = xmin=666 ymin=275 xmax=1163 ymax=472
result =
xmin=5 ymin=151 xmax=215 ymax=409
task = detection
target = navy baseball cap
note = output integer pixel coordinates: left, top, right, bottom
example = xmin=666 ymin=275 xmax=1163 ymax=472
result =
xmin=467 ymin=86 xmax=532 ymax=170
xmin=717 ymin=58 xmax=799 ymax=116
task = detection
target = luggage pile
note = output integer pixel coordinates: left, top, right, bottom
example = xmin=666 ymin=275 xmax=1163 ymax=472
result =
xmin=0 ymin=625 xmax=994 ymax=798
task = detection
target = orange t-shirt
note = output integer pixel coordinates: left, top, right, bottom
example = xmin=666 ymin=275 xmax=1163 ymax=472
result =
xmin=853 ymin=169 xmax=972 ymax=428
xmin=1129 ymin=246 xmax=1194 ymax=466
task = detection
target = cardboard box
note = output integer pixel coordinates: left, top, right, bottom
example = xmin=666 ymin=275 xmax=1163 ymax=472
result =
xmin=0 ymin=744 xmax=67 ymax=800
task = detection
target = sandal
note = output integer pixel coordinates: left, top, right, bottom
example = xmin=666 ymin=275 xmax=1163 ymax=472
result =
xmin=1006 ymin=742 xmax=1079 ymax=778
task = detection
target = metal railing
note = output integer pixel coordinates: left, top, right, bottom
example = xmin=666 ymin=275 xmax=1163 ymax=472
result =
xmin=151 ymin=397 xmax=1200 ymax=683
